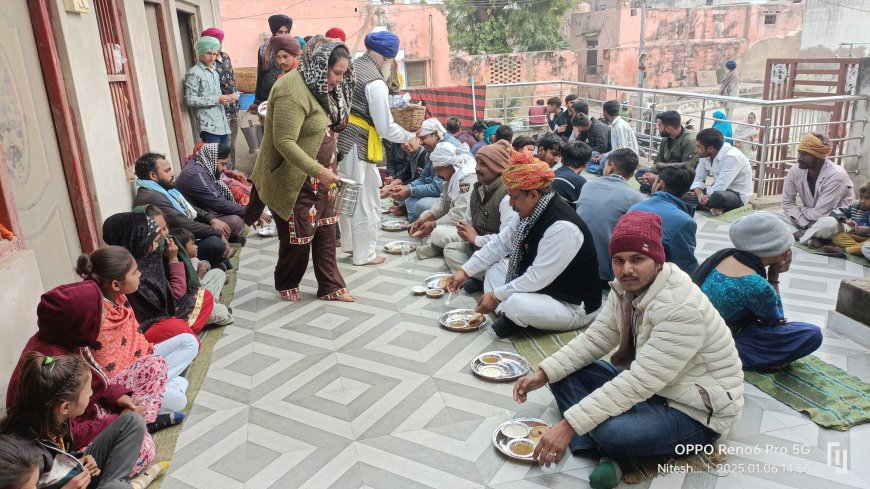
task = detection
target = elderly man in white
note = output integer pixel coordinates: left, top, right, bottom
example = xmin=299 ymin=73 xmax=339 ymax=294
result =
xmin=337 ymin=31 xmax=416 ymax=265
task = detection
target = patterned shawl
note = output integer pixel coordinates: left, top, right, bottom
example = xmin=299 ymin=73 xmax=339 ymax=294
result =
xmin=298 ymin=35 xmax=355 ymax=132
xmin=194 ymin=143 xmax=235 ymax=203
xmin=505 ymin=191 xmax=556 ymax=283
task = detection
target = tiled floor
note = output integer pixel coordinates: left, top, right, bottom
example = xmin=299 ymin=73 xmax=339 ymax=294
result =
xmin=160 ymin=209 xmax=870 ymax=489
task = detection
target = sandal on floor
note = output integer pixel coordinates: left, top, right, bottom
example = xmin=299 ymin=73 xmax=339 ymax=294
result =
xmin=279 ymin=289 xmax=301 ymax=302
xmin=320 ymin=289 xmax=354 ymax=302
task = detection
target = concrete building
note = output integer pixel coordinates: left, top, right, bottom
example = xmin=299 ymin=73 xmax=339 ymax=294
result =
xmin=0 ymin=0 xmax=221 ymax=406
xmin=569 ymin=1 xmax=804 ymax=88
xmin=219 ymin=0 xmax=450 ymax=89
xmin=800 ymin=0 xmax=869 ymax=58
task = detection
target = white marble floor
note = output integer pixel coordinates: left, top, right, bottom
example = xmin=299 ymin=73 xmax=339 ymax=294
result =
xmin=158 ymin=210 xmax=870 ymax=489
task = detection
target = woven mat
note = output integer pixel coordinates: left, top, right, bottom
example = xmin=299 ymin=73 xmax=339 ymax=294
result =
xmin=744 ymin=355 xmax=870 ymax=431
xmin=151 ymin=244 xmax=242 ymax=486
xmin=793 ymin=242 xmax=870 ymax=267
xmin=697 ymin=203 xmax=754 ymax=223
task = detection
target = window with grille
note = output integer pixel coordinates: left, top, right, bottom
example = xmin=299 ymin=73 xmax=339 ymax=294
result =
xmin=94 ymin=0 xmax=146 ymax=179
xmin=406 ymin=61 xmax=427 ymax=87
xmin=764 ymin=14 xmax=777 ymax=25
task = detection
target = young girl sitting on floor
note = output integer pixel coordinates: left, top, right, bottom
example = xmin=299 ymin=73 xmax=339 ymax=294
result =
xmin=142 ymin=206 xmax=232 ymax=327
xmin=0 ymin=353 xmax=166 ymax=489
xmin=0 ymin=434 xmax=41 ymax=489
xmin=77 ymin=246 xmax=195 ymax=430
xmin=6 ymin=281 xmax=168 ymax=476
xmin=170 ymin=228 xmax=228 ymax=305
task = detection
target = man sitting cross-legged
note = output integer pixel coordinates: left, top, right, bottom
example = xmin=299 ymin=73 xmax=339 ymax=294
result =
xmin=512 ymin=211 xmax=744 ymax=489
xmin=687 ymin=128 xmax=753 ymax=215
xmin=410 ymin=143 xmax=478 ymax=260
xmin=442 ymin=140 xmax=517 ymax=293
xmin=445 ymin=154 xmax=602 ymax=337
xmin=772 ymin=132 xmax=855 ymax=242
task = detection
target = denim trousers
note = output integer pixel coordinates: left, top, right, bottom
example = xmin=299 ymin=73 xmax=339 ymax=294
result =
xmin=550 ymin=360 xmax=720 ymax=458
xmin=404 ymin=196 xmax=438 ymax=223
xmin=200 ymin=131 xmax=230 ymax=146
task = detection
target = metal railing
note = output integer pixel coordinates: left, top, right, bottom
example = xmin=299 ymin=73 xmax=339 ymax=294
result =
xmin=481 ymin=80 xmax=868 ymax=197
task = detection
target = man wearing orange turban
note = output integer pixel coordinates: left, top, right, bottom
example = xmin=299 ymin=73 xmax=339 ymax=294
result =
xmin=446 ymin=152 xmax=603 ymax=337
xmin=772 ymin=132 xmax=855 ymax=243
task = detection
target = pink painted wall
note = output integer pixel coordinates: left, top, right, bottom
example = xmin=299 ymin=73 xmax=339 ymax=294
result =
xmin=571 ymin=3 xmax=803 ymax=88
xmin=446 ymin=50 xmax=580 ymax=86
xmin=218 ymin=1 xmax=451 ymax=86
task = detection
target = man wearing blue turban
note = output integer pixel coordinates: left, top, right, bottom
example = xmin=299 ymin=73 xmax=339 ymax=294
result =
xmin=337 ymin=31 xmax=417 ymax=266
xmin=185 ymin=36 xmax=232 ymax=146
xmin=719 ymin=60 xmax=739 ymax=119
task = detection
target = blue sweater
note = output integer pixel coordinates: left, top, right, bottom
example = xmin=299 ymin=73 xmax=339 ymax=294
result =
xmin=629 ymin=191 xmax=699 ymax=274
xmin=577 ymin=175 xmax=645 ymax=281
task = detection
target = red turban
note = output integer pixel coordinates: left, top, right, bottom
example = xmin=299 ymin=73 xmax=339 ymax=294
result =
xmin=502 ymin=152 xmax=554 ymax=190
xmin=326 ymin=28 xmax=346 ymax=41
xmin=200 ymin=27 xmax=224 ymax=44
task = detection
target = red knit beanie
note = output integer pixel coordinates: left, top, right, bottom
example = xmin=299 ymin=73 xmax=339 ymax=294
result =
xmin=609 ymin=211 xmax=666 ymax=264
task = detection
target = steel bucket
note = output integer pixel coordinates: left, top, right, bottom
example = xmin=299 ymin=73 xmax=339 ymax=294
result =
xmin=241 ymin=120 xmax=263 ymax=153
xmin=333 ymin=178 xmax=361 ymax=217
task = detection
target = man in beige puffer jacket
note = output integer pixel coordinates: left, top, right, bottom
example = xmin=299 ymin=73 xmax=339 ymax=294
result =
xmin=514 ymin=210 xmax=744 ymax=488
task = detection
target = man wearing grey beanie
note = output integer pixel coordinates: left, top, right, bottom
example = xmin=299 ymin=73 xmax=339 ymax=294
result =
xmin=692 ymin=213 xmax=822 ymax=371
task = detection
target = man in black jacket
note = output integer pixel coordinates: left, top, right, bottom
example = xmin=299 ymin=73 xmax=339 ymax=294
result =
xmin=132 ymin=152 xmax=232 ymax=268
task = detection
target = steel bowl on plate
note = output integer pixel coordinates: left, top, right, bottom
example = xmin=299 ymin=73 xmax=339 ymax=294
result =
xmin=438 ymin=309 xmax=489 ymax=332
xmin=470 ymin=351 xmax=530 ymax=381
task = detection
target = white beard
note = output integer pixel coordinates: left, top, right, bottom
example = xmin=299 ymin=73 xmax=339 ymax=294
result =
xmin=380 ymin=61 xmax=392 ymax=79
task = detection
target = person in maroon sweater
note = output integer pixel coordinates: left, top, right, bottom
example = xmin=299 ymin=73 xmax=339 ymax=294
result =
xmin=6 ymin=281 xmax=135 ymax=450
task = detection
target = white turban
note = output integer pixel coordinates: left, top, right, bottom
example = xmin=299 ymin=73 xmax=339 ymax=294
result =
xmin=418 ymin=118 xmax=447 ymax=138
xmin=430 ymin=142 xmax=462 ymax=168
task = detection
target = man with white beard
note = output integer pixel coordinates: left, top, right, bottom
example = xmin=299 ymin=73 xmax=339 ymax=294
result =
xmin=338 ymin=31 xmax=416 ymax=265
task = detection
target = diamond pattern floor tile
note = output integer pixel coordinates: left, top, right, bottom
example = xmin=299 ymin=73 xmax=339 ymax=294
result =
xmin=160 ymin=209 xmax=870 ymax=489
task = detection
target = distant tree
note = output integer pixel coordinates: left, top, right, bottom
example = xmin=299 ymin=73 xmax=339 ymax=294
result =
xmin=446 ymin=0 xmax=572 ymax=55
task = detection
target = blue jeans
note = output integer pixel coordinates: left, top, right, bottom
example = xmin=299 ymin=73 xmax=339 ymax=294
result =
xmin=404 ymin=196 xmax=438 ymax=223
xmin=586 ymin=151 xmax=607 ymax=175
xmin=201 ymin=131 xmax=230 ymax=146
xmin=550 ymin=360 xmax=720 ymax=458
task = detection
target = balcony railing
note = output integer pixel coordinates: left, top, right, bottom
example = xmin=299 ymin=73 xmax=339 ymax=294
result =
xmin=481 ymin=80 xmax=868 ymax=198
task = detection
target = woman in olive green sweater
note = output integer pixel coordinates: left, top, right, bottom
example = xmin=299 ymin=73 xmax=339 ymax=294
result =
xmin=248 ymin=36 xmax=354 ymax=300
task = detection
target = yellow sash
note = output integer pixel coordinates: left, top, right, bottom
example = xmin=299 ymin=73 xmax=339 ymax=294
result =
xmin=348 ymin=114 xmax=384 ymax=163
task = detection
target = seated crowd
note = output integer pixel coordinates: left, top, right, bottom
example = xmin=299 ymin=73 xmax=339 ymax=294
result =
xmin=1 ymin=89 xmax=862 ymax=489
xmin=0 ymin=143 xmax=255 ymax=488
xmin=399 ymin=98 xmax=859 ymax=486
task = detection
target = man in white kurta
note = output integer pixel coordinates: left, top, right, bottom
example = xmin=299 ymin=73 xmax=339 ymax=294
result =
xmin=446 ymin=155 xmax=603 ymax=337
xmin=337 ymin=31 xmax=415 ymax=265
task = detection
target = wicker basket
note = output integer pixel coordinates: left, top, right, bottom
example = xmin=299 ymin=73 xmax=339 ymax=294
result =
xmin=391 ymin=105 xmax=427 ymax=132
xmin=234 ymin=67 xmax=257 ymax=93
